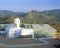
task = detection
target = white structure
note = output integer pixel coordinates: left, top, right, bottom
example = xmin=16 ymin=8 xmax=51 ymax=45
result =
xmin=5 ymin=18 xmax=57 ymax=38
xmin=14 ymin=18 xmax=20 ymax=28
xmin=5 ymin=18 xmax=34 ymax=38
xmin=40 ymin=24 xmax=57 ymax=37
xmin=32 ymin=24 xmax=57 ymax=37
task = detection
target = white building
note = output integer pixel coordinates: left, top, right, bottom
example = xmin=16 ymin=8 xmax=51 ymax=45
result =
xmin=5 ymin=18 xmax=57 ymax=38
xmin=32 ymin=24 xmax=57 ymax=37
xmin=5 ymin=18 xmax=34 ymax=38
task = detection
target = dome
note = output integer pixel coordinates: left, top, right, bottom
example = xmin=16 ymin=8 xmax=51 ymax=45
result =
xmin=14 ymin=18 xmax=20 ymax=24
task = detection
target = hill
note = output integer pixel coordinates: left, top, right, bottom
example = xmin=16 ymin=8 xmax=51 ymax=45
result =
xmin=0 ymin=9 xmax=60 ymax=24
xmin=0 ymin=9 xmax=60 ymax=32
xmin=42 ymin=9 xmax=60 ymax=23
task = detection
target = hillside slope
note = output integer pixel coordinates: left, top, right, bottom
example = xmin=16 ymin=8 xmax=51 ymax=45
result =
xmin=0 ymin=9 xmax=60 ymax=24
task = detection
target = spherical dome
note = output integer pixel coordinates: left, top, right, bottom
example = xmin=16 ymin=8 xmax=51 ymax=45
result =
xmin=14 ymin=18 xmax=20 ymax=24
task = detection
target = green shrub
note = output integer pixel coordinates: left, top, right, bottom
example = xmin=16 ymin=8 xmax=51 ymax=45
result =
xmin=20 ymin=24 xmax=25 ymax=28
xmin=34 ymin=33 xmax=46 ymax=38
xmin=27 ymin=24 xmax=33 ymax=28
xmin=20 ymin=35 xmax=32 ymax=38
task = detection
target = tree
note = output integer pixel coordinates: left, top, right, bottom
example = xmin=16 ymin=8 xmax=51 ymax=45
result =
xmin=20 ymin=24 xmax=25 ymax=28
xmin=27 ymin=24 xmax=33 ymax=28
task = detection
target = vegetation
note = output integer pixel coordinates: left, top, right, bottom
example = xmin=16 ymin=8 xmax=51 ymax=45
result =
xmin=34 ymin=34 xmax=47 ymax=38
xmin=0 ymin=9 xmax=60 ymax=32
xmin=20 ymin=35 xmax=32 ymax=38
xmin=27 ymin=24 xmax=33 ymax=28
xmin=50 ymin=23 xmax=60 ymax=33
xmin=0 ymin=9 xmax=60 ymax=24
xmin=20 ymin=24 xmax=25 ymax=28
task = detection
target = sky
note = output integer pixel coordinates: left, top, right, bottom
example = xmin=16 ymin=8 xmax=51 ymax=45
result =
xmin=0 ymin=0 xmax=60 ymax=12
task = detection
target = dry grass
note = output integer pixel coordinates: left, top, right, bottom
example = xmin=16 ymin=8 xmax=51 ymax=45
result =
xmin=55 ymin=33 xmax=60 ymax=38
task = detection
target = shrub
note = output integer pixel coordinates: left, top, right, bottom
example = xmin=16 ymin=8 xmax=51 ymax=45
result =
xmin=20 ymin=24 xmax=25 ymax=28
xmin=34 ymin=33 xmax=47 ymax=38
xmin=27 ymin=24 xmax=33 ymax=28
xmin=20 ymin=35 xmax=32 ymax=38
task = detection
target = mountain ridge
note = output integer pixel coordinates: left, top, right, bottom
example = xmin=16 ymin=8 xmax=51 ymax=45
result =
xmin=0 ymin=9 xmax=60 ymax=24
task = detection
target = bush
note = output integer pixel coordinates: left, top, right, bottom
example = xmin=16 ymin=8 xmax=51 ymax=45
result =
xmin=57 ymin=31 xmax=60 ymax=33
xmin=34 ymin=33 xmax=47 ymax=38
xmin=27 ymin=24 xmax=33 ymax=28
xmin=20 ymin=35 xmax=32 ymax=38
xmin=20 ymin=24 xmax=25 ymax=28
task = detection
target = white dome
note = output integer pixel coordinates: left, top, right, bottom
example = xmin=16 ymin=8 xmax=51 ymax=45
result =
xmin=14 ymin=18 xmax=20 ymax=24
